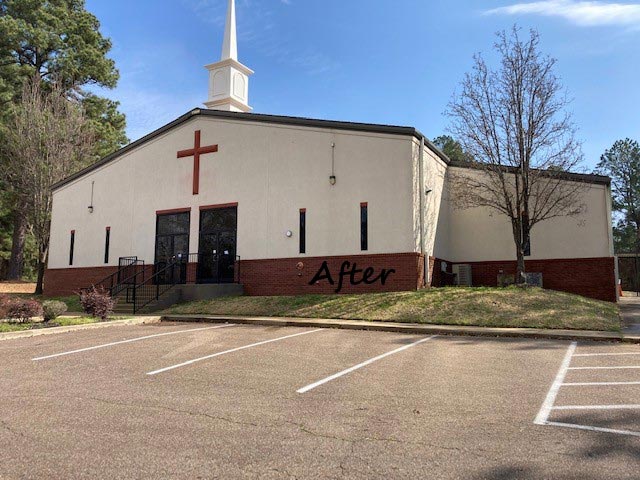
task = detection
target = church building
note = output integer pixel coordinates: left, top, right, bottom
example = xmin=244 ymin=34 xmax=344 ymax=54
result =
xmin=44 ymin=0 xmax=617 ymax=304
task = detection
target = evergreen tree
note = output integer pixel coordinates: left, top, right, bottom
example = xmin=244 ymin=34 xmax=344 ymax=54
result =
xmin=0 ymin=0 xmax=128 ymax=281
xmin=596 ymin=139 xmax=640 ymax=253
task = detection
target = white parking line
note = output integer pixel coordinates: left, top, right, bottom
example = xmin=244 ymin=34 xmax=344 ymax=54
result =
xmin=552 ymin=404 xmax=640 ymax=411
xmin=297 ymin=335 xmax=437 ymax=394
xmin=545 ymin=421 xmax=640 ymax=438
xmin=563 ymin=381 xmax=640 ymax=386
xmin=147 ymin=328 xmax=323 ymax=376
xmin=534 ymin=342 xmax=577 ymax=425
xmin=573 ymin=352 xmax=640 ymax=357
xmin=32 ymin=324 xmax=235 ymax=361
xmin=568 ymin=366 xmax=640 ymax=370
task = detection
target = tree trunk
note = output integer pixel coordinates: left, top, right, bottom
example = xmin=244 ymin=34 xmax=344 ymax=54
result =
xmin=35 ymin=245 xmax=48 ymax=295
xmin=516 ymin=249 xmax=526 ymax=285
xmin=7 ymin=212 xmax=27 ymax=281
xmin=512 ymin=216 xmax=527 ymax=285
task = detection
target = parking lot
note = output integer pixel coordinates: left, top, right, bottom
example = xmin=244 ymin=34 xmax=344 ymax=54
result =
xmin=1 ymin=323 xmax=639 ymax=479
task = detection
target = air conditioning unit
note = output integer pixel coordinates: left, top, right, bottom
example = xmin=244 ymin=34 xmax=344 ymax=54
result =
xmin=453 ymin=264 xmax=473 ymax=287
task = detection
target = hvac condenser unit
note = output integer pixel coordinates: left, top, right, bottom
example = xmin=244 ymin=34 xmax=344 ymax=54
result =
xmin=453 ymin=264 xmax=473 ymax=287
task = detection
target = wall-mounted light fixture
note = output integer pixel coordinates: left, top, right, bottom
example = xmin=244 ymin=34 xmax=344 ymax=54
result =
xmin=88 ymin=181 xmax=95 ymax=213
xmin=286 ymin=230 xmax=293 ymax=238
xmin=329 ymin=142 xmax=337 ymax=186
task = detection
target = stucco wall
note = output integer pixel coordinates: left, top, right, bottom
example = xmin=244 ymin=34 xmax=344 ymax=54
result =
xmin=48 ymin=117 xmax=416 ymax=270
xmin=443 ymin=166 xmax=614 ymax=262
xmin=411 ymin=140 xmax=448 ymax=284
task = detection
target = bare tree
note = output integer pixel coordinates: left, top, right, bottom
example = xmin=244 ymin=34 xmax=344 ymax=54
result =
xmin=2 ymin=76 xmax=93 ymax=294
xmin=446 ymin=27 xmax=585 ymax=284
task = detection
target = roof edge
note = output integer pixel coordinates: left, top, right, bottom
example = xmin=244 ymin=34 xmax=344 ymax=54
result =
xmin=52 ymin=108 xmax=449 ymax=191
xmin=448 ymin=160 xmax=611 ymax=186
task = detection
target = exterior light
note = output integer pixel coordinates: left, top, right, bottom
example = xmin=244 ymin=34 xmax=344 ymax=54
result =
xmin=88 ymin=205 xmax=94 ymax=213
xmin=329 ymin=175 xmax=337 ymax=186
xmin=286 ymin=230 xmax=293 ymax=238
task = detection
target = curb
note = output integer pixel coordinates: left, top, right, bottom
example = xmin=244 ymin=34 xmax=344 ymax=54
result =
xmin=0 ymin=316 xmax=161 ymax=342
xmin=162 ymin=315 xmax=640 ymax=344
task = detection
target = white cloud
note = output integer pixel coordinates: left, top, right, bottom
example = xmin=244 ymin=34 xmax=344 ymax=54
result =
xmin=485 ymin=0 xmax=640 ymax=27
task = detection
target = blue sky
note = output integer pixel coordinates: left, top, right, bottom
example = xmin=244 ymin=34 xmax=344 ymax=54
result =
xmin=86 ymin=0 xmax=640 ymax=170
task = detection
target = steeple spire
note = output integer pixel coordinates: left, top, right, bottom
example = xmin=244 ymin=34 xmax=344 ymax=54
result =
xmin=221 ymin=0 xmax=237 ymax=61
xmin=203 ymin=0 xmax=253 ymax=112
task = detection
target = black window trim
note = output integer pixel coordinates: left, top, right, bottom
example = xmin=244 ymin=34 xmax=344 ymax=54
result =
xmin=104 ymin=227 xmax=111 ymax=264
xmin=299 ymin=208 xmax=306 ymax=254
xmin=360 ymin=203 xmax=368 ymax=251
xmin=69 ymin=230 xmax=75 ymax=266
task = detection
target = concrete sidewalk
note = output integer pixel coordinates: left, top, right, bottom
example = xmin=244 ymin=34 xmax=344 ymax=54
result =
xmin=0 ymin=316 xmax=160 ymax=341
xmin=620 ymin=294 xmax=640 ymax=334
xmin=162 ymin=314 xmax=640 ymax=344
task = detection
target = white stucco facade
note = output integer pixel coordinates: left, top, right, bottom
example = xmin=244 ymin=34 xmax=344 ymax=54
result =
xmin=49 ymin=113 xmax=416 ymax=269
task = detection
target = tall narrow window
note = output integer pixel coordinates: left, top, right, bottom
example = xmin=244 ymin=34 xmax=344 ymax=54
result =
xmin=69 ymin=230 xmax=75 ymax=266
xmin=360 ymin=203 xmax=368 ymax=251
xmin=104 ymin=227 xmax=111 ymax=264
xmin=299 ymin=209 xmax=306 ymax=254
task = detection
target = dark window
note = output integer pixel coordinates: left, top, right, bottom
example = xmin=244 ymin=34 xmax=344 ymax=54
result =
xmin=360 ymin=203 xmax=368 ymax=251
xmin=155 ymin=212 xmax=190 ymax=264
xmin=104 ymin=227 xmax=111 ymax=264
xmin=299 ymin=209 xmax=306 ymax=254
xmin=69 ymin=230 xmax=75 ymax=265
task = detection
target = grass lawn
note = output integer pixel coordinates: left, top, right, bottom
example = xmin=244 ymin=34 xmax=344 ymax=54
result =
xmin=165 ymin=287 xmax=621 ymax=332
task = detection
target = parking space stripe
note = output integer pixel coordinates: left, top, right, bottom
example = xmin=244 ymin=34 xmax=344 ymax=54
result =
xmin=545 ymin=421 xmax=640 ymax=438
xmin=296 ymin=335 xmax=437 ymax=394
xmin=573 ymin=352 xmax=640 ymax=357
xmin=568 ymin=366 xmax=640 ymax=370
xmin=32 ymin=324 xmax=235 ymax=361
xmin=534 ymin=342 xmax=577 ymax=425
xmin=552 ymin=404 xmax=640 ymax=410
xmin=563 ymin=381 xmax=640 ymax=386
xmin=146 ymin=328 xmax=324 ymax=376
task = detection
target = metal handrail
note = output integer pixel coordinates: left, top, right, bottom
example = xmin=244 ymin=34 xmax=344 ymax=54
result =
xmin=88 ymin=257 xmax=144 ymax=296
xmin=132 ymin=260 xmax=182 ymax=314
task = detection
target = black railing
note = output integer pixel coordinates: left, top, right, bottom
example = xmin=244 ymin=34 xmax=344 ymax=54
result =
xmin=155 ymin=253 xmax=241 ymax=284
xmin=90 ymin=257 xmax=145 ymax=296
xmin=131 ymin=259 xmax=183 ymax=314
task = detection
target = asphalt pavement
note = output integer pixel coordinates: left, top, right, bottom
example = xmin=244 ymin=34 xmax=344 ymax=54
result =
xmin=1 ymin=322 xmax=638 ymax=479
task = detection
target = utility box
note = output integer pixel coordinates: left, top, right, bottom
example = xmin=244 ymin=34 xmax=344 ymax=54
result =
xmin=453 ymin=264 xmax=473 ymax=287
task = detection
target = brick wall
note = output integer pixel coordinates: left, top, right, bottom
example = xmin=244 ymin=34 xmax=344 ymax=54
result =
xmin=452 ymin=257 xmax=617 ymax=302
xmin=43 ymin=264 xmax=153 ymax=297
xmin=44 ymin=254 xmax=617 ymax=302
xmin=240 ymin=252 xmax=423 ymax=296
xmin=44 ymin=266 xmax=119 ymax=297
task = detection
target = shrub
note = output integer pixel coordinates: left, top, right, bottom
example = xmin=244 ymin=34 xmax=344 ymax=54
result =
xmin=42 ymin=300 xmax=68 ymax=322
xmin=7 ymin=298 xmax=43 ymax=323
xmin=79 ymin=287 xmax=116 ymax=321
xmin=0 ymin=294 xmax=10 ymax=320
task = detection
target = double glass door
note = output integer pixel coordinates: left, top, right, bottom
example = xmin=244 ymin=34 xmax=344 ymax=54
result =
xmin=154 ymin=212 xmax=190 ymax=284
xmin=198 ymin=207 xmax=237 ymax=284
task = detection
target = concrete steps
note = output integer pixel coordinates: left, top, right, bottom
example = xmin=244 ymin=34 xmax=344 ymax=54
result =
xmin=109 ymin=284 xmax=244 ymax=314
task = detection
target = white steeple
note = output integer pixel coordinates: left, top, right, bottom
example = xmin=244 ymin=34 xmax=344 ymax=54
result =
xmin=221 ymin=0 xmax=237 ymax=61
xmin=204 ymin=0 xmax=253 ymax=112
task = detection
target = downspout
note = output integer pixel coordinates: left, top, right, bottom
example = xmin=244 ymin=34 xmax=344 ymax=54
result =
xmin=418 ymin=137 xmax=428 ymax=287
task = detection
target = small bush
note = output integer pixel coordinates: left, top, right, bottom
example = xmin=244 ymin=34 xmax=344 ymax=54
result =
xmin=42 ymin=300 xmax=68 ymax=322
xmin=79 ymin=287 xmax=116 ymax=321
xmin=0 ymin=294 xmax=10 ymax=320
xmin=7 ymin=298 xmax=43 ymax=323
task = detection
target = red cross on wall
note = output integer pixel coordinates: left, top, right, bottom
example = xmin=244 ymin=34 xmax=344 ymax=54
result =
xmin=177 ymin=130 xmax=219 ymax=195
